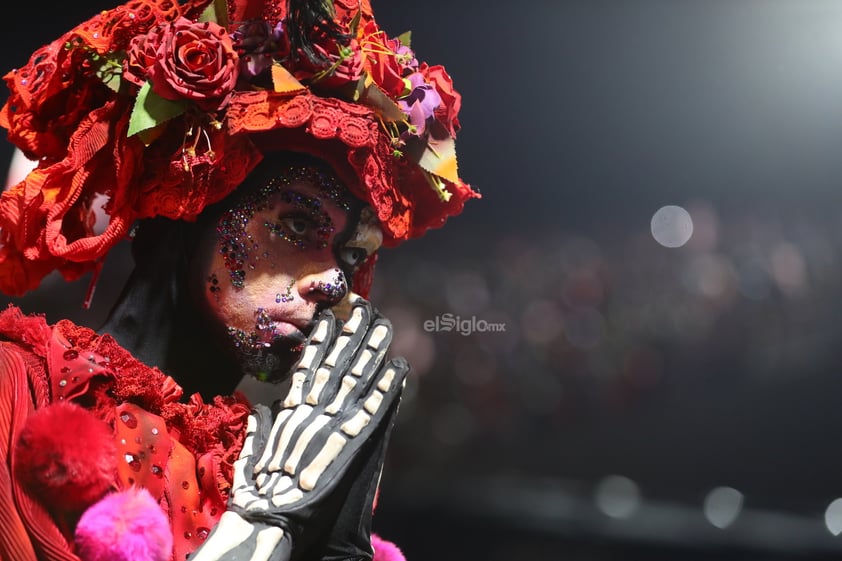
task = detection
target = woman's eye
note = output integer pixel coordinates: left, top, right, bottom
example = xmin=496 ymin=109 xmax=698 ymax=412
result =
xmin=281 ymin=217 xmax=309 ymax=236
xmin=339 ymin=247 xmax=367 ymax=268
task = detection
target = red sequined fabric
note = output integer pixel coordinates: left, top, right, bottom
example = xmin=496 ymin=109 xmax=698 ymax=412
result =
xmin=0 ymin=305 xmax=250 ymax=560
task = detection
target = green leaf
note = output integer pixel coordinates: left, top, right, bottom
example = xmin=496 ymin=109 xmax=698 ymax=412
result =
xmin=348 ymin=8 xmax=362 ymax=35
xmin=127 ymin=82 xmax=188 ymax=138
xmin=354 ymin=77 xmax=406 ymax=123
xmin=136 ymin=122 xmax=168 ymax=147
xmin=94 ymin=51 xmax=127 ymax=93
xmin=425 ymin=172 xmax=452 ymax=202
xmin=320 ymin=0 xmax=336 ymax=18
xmin=199 ymin=0 xmax=228 ymax=26
xmin=397 ymin=31 xmax=412 ymax=48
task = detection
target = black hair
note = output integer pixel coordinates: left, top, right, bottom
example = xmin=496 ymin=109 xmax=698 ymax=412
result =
xmin=285 ymin=0 xmax=350 ymax=66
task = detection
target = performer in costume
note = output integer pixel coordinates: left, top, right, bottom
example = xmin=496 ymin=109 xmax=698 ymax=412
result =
xmin=0 ymin=0 xmax=479 ymax=559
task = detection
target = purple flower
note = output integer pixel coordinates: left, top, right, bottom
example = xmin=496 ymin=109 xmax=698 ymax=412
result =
xmin=232 ymin=20 xmax=287 ymax=78
xmin=395 ymin=44 xmax=418 ymax=71
xmin=399 ymin=72 xmax=442 ymax=137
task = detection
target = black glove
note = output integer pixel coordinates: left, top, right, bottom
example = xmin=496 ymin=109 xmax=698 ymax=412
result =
xmin=188 ymin=295 xmax=409 ymax=561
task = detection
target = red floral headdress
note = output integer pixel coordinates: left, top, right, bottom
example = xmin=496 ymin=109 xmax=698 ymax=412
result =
xmin=0 ymin=0 xmax=479 ymax=296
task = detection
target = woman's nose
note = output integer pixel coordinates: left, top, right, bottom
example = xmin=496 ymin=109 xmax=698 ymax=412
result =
xmin=298 ymin=266 xmax=348 ymax=306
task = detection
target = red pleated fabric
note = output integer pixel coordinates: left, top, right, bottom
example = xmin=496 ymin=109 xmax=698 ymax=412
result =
xmin=0 ymin=305 xmax=251 ymax=560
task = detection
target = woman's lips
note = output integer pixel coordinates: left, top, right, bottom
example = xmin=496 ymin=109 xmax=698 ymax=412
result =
xmin=257 ymin=320 xmax=307 ymax=345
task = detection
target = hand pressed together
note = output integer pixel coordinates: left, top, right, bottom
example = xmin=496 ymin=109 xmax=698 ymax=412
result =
xmin=189 ymin=295 xmax=409 ymax=561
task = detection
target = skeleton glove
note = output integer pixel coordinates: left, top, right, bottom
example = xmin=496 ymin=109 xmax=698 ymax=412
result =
xmin=189 ymin=296 xmax=409 ymax=561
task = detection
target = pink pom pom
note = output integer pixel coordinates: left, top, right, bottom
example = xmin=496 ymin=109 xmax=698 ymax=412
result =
xmin=75 ymin=487 xmax=173 ymax=561
xmin=15 ymin=401 xmax=117 ymax=512
xmin=372 ymin=533 xmax=407 ymax=561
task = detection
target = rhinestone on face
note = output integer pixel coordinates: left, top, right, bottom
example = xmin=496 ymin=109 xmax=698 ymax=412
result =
xmin=214 ymin=163 xmax=350 ymax=291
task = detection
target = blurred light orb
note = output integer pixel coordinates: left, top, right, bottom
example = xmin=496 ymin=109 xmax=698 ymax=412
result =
xmin=703 ymin=486 xmax=744 ymax=529
xmin=445 ymin=271 xmax=490 ymax=315
xmin=824 ymin=498 xmax=842 ymax=536
xmin=564 ymin=307 xmax=605 ymax=350
xmin=521 ymin=298 xmax=563 ymax=346
xmin=383 ymin=306 xmax=436 ymax=377
xmin=770 ymin=242 xmax=807 ymax=295
xmin=684 ymin=201 xmax=719 ymax=251
xmin=682 ymin=253 xmax=737 ymax=301
xmin=651 ymin=205 xmax=694 ymax=248
xmin=595 ymin=475 xmax=641 ymax=519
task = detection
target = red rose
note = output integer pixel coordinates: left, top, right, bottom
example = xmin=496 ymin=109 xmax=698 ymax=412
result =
xmin=420 ymin=63 xmax=462 ymax=138
xmin=123 ymin=32 xmax=156 ymax=88
xmin=360 ymin=21 xmax=406 ymax=99
xmin=125 ymin=17 xmax=238 ymax=112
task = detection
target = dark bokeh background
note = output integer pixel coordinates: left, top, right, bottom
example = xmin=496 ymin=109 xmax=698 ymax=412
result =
xmin=5 ymin=1 xmax=842 ymax=559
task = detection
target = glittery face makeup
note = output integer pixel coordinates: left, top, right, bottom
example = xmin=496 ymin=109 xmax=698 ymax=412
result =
xmin=196 ymin=161 xmax=380 ymax=383
xmin=216 ymin=166 xmax=350 ymax=291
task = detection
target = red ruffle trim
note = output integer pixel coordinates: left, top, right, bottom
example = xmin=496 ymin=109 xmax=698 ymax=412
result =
xmin=227 ymin=89 xmax=481 ymax=247
xmin=50 ymin=317 xmax=251 ymax=483
xmin=0 ymin=305 xmax=251 ymax=558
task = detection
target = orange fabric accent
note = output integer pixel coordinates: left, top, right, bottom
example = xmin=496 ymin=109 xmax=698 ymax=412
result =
xmin=114 ymin=403 xmax=173 ymax=501
xmin=166 ymin=439 xmax=221 ymax=560
xmin=112 ymin=402 xmax=224 ymax=560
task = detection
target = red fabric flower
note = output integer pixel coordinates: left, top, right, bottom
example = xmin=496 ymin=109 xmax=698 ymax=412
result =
xmin=0 ymin=235 xmax=61 ymax=296
xmin=360 ymin=22 xmax=407 ymax=99
xmin=125 ymin=17 xmax=239 ymax=112
xmin=0 ymin=38 xmax=114 ymax=162
xmin=420 ymin=63 xmax=461 ymax=138
xmin=0 ymin=99 xmax=141 ymax=295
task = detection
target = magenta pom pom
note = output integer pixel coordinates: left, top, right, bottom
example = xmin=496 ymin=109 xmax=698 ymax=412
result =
xmin=75 ymin=487 xmax=173 ymax=561
xmin=372 ymin=533 xmax=407 ymax=561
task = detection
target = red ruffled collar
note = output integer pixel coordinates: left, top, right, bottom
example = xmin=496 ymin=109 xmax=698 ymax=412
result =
xmin=0 ymin=304 xmax=250 ymax=485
